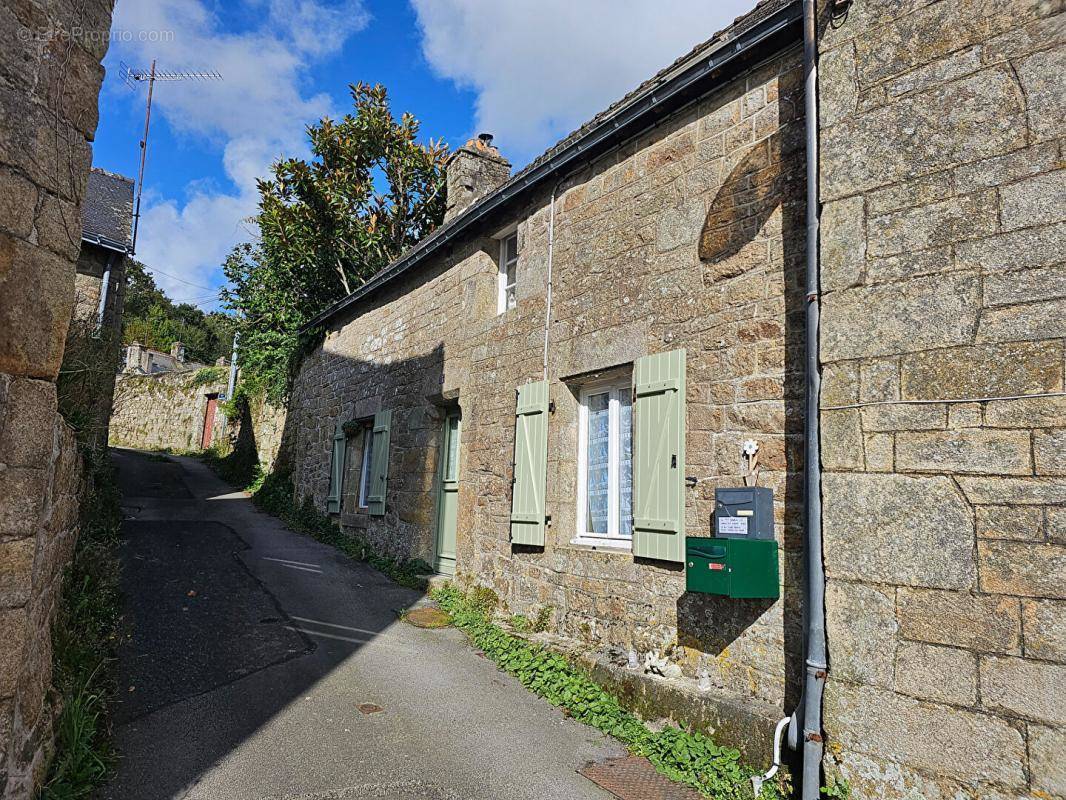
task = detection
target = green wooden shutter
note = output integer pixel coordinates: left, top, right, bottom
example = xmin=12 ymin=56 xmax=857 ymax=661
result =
xmin=510 ymin=381 xmax=548 ymax=546
xmin=632 ymin=349 xmax=686 ymax=562
xmin=367 ymin=409 xmax=392 ymax=517
xmin=326 ymin=418 xmax=346 ymax=514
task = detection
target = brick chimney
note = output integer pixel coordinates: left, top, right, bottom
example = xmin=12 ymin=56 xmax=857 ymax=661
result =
xmin=170 ymin=341 xmax=185 ymax=363
xmin=445 ymin=133 xmax=511 ymax=222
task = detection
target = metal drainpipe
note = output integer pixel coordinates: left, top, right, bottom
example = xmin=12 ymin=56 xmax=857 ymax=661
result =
xmin=799 ymin=0 xmax=828 ymax=797
xmin=542 ymin=180 xmax=561 ymax=382
xmin=94 ymin=252 xmax=117 ymax=335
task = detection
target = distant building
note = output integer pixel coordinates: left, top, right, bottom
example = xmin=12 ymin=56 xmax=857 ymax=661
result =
xmin=122 ymin=340 xmax=208 ymax=375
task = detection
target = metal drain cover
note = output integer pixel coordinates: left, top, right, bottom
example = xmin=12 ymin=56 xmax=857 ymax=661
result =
xmin=579 ymin=755 xmax=703 ymax=800
xmin=404 ymin=607 xmax=451 ymax=628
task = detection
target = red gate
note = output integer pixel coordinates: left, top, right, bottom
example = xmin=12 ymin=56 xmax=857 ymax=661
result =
xmin=201 ymin=394 xmax=218 ymax=449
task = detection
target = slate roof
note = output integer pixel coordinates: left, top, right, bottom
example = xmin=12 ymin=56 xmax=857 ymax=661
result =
xmin=306 ymin=0 xmax=800 ymax=330
xmin=82 ymin=167 xmax=135 ymax=253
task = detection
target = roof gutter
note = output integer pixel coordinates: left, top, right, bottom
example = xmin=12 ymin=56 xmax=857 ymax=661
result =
xmin=82 ymin=234 xmax=132 ymax=255
xmin=304 ymin=0 xmax=802 ymax=332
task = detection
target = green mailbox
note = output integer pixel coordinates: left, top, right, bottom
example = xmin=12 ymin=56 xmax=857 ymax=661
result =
xmin=685 ymin=537 xmax=779 ymax=599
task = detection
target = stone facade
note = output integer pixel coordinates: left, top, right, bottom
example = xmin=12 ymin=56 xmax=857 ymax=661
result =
xmin=270 ymin=0 xmax=1065 ymax=794
xmin=109 ymin=370 xmax=228 ymax=452
xmin=288 ymin=42 xmax=807 ymax=745
xmin=0 ymin=0 xmax=116 ymax=796
xmin=817 ymin=0 xmax=1065 ymax=797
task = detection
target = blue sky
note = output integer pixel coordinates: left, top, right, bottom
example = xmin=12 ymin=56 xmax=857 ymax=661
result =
xmin=94 ymin=0 xmax=753 ymax=309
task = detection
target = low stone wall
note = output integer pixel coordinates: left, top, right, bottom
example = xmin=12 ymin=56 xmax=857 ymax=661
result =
xmin=109 ymin=370 xmax=227 ymax=452
xmin=244 ymin=395 xmax=287 ymax=472
xmin=1 ymin=414 xmax=83 ymax=796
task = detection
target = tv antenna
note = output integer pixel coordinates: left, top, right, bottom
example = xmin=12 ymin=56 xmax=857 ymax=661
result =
xmin=120 ymin=61 xmax=223 ymax=253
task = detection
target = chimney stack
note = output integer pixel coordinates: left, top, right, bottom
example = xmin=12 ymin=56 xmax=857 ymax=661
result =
xmin=125 ymin=341 xmax=144 ymax=373
xmin=445 ymin=133 xmax=511 ymax=222
xmin=170 ymin=341 xmax=185 ymax=363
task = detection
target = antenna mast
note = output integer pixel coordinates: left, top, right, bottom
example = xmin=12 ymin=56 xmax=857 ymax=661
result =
xmin=121 ymin=61 xmax=223 ymax=254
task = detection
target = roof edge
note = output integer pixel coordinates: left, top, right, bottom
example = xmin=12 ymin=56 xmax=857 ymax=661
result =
xmin=304 ymin=0 xmax=801 ymax=333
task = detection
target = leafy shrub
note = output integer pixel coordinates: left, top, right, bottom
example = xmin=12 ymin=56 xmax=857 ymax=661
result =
xmin=189 ymin=366 xmax=225 ymax=387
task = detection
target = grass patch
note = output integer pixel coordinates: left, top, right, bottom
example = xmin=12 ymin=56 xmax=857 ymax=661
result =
xmin=432 ymin=583 xmax=786 ymax=800
xmin=41 ymin=451 xmax=124 ymax=799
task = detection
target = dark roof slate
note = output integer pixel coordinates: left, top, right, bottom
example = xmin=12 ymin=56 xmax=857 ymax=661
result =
xmin=82 ymin=167 xmax=134 ymax=252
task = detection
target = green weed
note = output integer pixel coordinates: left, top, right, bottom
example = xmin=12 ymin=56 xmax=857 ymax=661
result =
xmin=41 ymin=452 xmax=123 ymax=798
xmin=432 ymin=583 xmax=785 ymax=800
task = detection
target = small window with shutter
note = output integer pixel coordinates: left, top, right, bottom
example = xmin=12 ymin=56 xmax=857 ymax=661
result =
xmin=326 ymin=418 xmax=346 ymax=514
xmin=574 ymin=374 xmax=633 ymax=549
xmin=366 ymin=409 xmax=392 ymax=517
xmin=632 ymin=349 xmax=686 ymax=563
xmin=510 ymin=381 xmax=548 ymax=546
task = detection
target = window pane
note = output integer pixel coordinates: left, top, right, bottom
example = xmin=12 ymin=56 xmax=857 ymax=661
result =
xmin=585 ymin=392 xmax=610 ymax=534
xmin=618 ymin=390 xmax=633 ymax=536
xmin=505 ymin=234 xmax=518 ymax=264
xmin=445 ymin=416 xmax=459 ymax=479
xmin=359 ymin=427 xmax=374 ymax=505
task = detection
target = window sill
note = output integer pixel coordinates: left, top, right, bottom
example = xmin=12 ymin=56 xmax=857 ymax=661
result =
xmin=567 ymin=536 xmax=633 ymax=554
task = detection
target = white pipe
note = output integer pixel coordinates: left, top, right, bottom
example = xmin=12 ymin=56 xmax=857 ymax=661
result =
xmin=752 ymin=716 xmax=791 ymax=797
xmin=541 ymin=183 xmax=559 ymax=382
xmin=227 ymin=330 xmax=239 ymax=400
xmin=94 ymin=252 xmax=117 ymax=335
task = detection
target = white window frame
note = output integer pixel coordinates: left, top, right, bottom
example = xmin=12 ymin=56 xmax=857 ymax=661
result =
xmin=357 ymin=422 xmax=374 ymax=509
xmin=497 ymin=231 xmax=518 ymax=314
xmin=574 ymin=375 xmax=633 ymax=550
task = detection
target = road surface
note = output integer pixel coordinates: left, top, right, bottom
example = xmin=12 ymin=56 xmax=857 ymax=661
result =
xmin=103 ymin=448 xmax=622 ymax=800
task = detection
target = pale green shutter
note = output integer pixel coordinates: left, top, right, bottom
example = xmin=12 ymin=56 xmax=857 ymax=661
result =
xmin=326 ymin=418 xmax=346 ymax=514
xmin=367 ymin=410 xmax=392 ymax=517
xmin=510 ymin=381 xmax=548 ymax=546
xmin=633 ymin=349 xmax=686 ymax=562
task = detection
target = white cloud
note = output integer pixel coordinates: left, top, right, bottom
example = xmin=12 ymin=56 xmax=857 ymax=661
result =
xmin=108 ymin=0 xmax=369 ymax=303
xmin=411 ymin=0 xmax=756 ymax=163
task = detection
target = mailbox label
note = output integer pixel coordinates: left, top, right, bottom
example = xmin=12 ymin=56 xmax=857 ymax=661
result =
xmin=718 ymin=516 xmax=748 ymax=536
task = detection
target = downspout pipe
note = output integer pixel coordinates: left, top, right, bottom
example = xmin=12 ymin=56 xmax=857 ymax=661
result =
xmin=799 ymin=0 xmax=828 ymax=797
xmin=227 ymin=330 xmax=239 ymax=400
xmin=542 ymin=179 xmax=562 ymax=382
xmin=94 ymin=252 xmax=118 ymax=336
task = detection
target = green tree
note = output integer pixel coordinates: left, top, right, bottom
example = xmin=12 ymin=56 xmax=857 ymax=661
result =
xmin=222 ymin=83 xmax=448 ymax=401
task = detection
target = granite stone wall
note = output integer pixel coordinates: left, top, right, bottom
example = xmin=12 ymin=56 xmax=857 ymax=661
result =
xmin=288 ymin=47 xmax=806 ymax=745
xmin=817 ymin=0 xmax=1065 ymax=796
xmin=109 ymin=371 xmax=227 ymax=453
xmin=0 ymin=1 xmax=115 ymax=795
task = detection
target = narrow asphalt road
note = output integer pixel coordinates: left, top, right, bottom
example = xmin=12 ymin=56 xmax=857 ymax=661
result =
xmin=103 ymin=448 xmax=623 ymax=800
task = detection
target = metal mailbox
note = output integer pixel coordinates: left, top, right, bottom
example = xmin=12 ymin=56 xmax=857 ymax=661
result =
xmin=714 ymin=487 xmax=774 ymax=539
xmin=685 ymin=537 xmax=779 ymax=599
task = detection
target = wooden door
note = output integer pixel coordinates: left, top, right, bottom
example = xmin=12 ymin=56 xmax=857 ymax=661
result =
xmin=434 ymin=412 xmax=461 ymax=575
xmin=201 ymin=394 xmax=218 ymax=449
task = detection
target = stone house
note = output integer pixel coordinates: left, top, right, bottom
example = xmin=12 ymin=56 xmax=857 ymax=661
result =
xmin=122 ymin=340 xmax=206 ymax=375
xmin=61 ymin=166 xmax=134 ymax=449
xmin=73 ymin=167 xmax=132 ymax=328
xmin=275 ymin=0 xmax=1064 ymax=797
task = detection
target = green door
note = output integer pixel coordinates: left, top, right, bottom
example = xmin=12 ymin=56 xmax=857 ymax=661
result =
xmin=434 ymin=412 xmax=461 ymax=575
